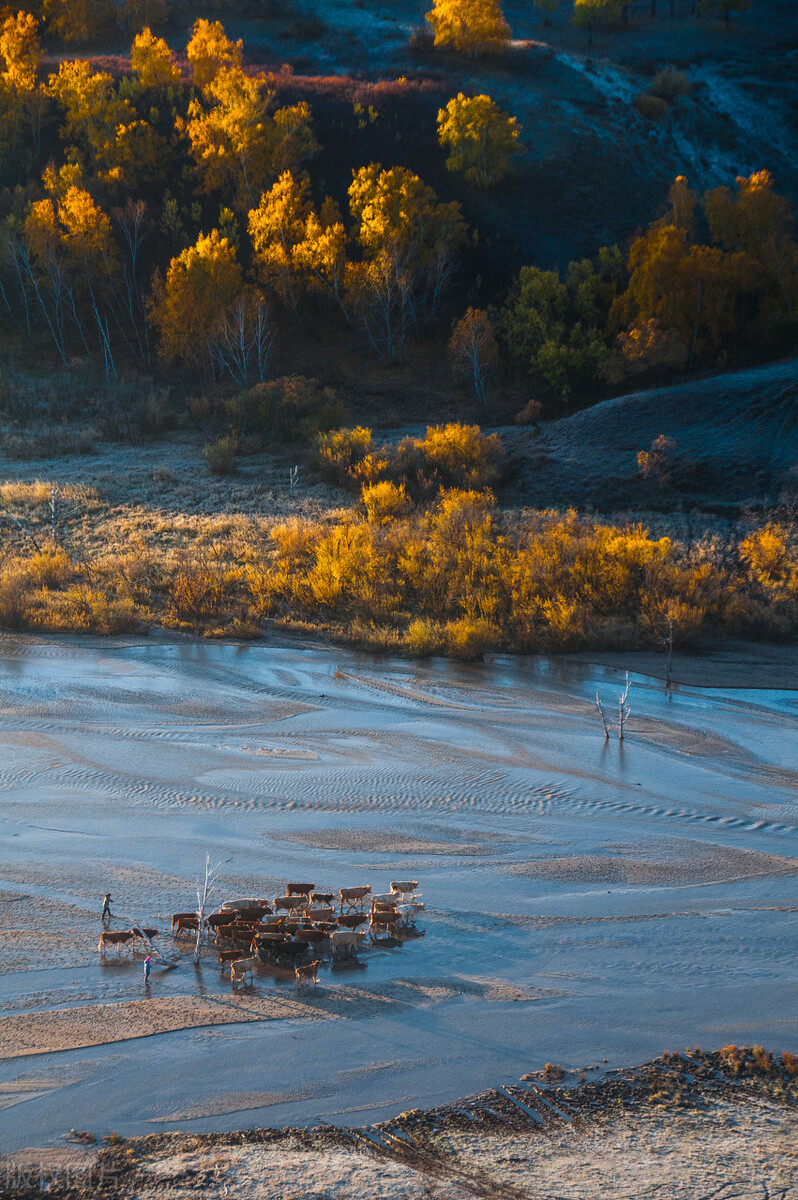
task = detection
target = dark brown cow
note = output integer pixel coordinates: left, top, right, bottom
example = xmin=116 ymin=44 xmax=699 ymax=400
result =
xmin=311 ymin=892 xmax=334 ymax=905
xmin=286 ymin=882 xmax=315 ymax=898
xmin=206 ymin=912 xmax=236 ymax=930
xmin=337 ymin=913 xmax=368 ymax=930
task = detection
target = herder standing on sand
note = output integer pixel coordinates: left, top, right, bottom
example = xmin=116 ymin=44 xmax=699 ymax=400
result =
xmin=101 ymin=892 xmax=113 ymax=921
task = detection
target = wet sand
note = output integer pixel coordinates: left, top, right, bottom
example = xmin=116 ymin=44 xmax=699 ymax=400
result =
xmin=0 ymin=633 xmax=797 ymax=1155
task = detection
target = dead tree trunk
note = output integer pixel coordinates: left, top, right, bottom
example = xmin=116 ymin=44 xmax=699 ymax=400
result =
xmin=618 ymin=672 xmax=631 ymax=741
xmin=595 ymin=691 xmax=611 ymax=740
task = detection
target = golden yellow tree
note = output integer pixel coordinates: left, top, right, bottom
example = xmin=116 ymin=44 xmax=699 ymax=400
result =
xmin=0 ymin=10 xmax=41 ymax=94
xmin=437 ymin=93 xmax=521 ymax=187
xmin=425 ymin=0 xmax=511 ymax=56
xmin=130 ymin=27 xmax=180 ymax=88
xmin=346 ymin=164 xmax=466 ymax=363
xmin=182 ymin=66 xmax=316 ymax=210
xmin=248 ymin=171 xmax=346 ymax=310
xmin=0 ymin=10 xmax=44 ymax=163
xmin=148 ymin=229 xmax=243 ymax=371
xmin=47 ymin=60 xmax=132 ymax=168
xmin=186 ymin=18 xmax=242 ymax=90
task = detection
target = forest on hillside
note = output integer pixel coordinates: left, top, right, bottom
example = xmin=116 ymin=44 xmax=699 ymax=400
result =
xmin=0 ymin=0 xmax=796 ymax=654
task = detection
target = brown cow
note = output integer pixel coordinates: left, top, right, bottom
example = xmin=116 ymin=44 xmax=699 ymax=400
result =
xmin=97 ymin=931 xmax=133 ymax=956
xmin=218 ymin=949 xmax=245 ymax=966
xmin=206 ymin=912 xmax=236 ymax=930
xmin=311 ymin=892 xmax=334 ymax=905
xmin=295 ymin=960 xmax=321 ymax=988
xmin=171 ymin=912 xmax=196 ymax=930
xmin=295 ymin=928 xmax=328 ymax=947
xmin=337 ymin=913 xmax=368 ymax=930
xmin=305 ymin=905 xmax=335 ymax=922
xmin=172 ymin=915 xmax=199 ymax=936
xmin=286 ymin=882 xmax=315 ymax=898
xmin=369 ymin=910 xmax=401 ymax=940
xmin=130 ymin=927 xmax=158 ymax=950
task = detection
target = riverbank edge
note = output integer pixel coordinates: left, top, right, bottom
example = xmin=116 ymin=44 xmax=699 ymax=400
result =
xmin=1 ymin=625 xmax=797 ymax=691
xmin=3 ymin=1047 xmax=797 ymax=1199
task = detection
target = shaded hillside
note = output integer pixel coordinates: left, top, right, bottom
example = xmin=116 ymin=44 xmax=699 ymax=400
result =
xmin=507 ymin=359 xmax=798 ymax=511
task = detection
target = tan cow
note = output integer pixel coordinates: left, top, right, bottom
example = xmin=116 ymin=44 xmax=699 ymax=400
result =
xmin=273 ymin=895 xmax=307 ymax=912
xmin=330 ymin=929 xmax=367 ymax=959
xmin=231 ymin=956 xmax=258 ymax=985
xmin=390 ymin=881 xmax=419 ymax=898
xmin=339 ymin=885 xmax=371 ymax=913
xmin=295 ymin=960 xmax=322 ymax=988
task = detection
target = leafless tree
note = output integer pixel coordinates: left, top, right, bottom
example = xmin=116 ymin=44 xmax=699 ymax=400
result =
xmin=194 ymin=852 xmax=224 ymax=964
xmin=210 ymin=292 xmax=273 ymax=387
xmin=595 ymin=690 xmax=611 ymax=740
xmin=618 ymin=672 xmax=631 ymax=740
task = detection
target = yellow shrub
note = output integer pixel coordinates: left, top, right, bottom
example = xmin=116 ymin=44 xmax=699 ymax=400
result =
xmin=33 ymin=585 xmax=139 ymax=634
xmin=445 ymin=616 xmax=498 ymax=660
xmin=317 ymin=426 xmax=372 ymax=480
xmin=740 ymin=524 xmax=796 ymax=593
xmin=405 ymin=617 xmax=445 ymax=657
xmin=362 ymin=481 xmax=409 ymax=525
xmin=22 ymin=548 xmax=73 ymax=590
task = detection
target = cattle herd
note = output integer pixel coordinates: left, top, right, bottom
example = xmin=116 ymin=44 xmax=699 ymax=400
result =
xmin=97 ymin=881 xmax=424 ymax=989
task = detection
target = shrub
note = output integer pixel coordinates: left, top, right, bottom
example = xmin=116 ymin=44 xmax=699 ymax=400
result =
xmin=165 ymin=548 xmax=235 ymax=622
xmin=637 ymin=434 xmax=678 ymax=489
xmin=397 ymin=423 xmax=503 ymax=493
xmin=634 ymin=93 xmax=669 ymax=121
xmin=362 ymin=481 xmax=409 ymax=525
xmin=445 ymin=616 xmax=499 ymax=660
xmin=515 ymin=399 xmax=544 ymax=426
xmin=649 ymin=68 xmax=690 ymax=103
xmin=316 ymin=426 xmax=373 ymax=482
xmin=782 ymin=1051 xmax=798 ymax=1076
xmin=405 ymin=617 xmax=446 ymax=657
xmin=205 ymin=435 xmax=238 ymax=475
xmin=228 ymin=376 xmax=345 ymax=446
xmin=0 ymin=565 xmax=28 ymax=629
xmin=35 ymin=587 xmax=139 ymax=635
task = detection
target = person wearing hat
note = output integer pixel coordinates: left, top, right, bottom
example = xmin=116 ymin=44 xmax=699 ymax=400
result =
xmin=101 ymin=893 xmax=113 ymax=921
xmin=144 ymin=956 xmax=151 ymax=984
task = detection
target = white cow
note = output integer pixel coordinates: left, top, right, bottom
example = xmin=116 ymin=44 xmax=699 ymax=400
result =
xmin=330 ymin=930 xmax=367 ymax=959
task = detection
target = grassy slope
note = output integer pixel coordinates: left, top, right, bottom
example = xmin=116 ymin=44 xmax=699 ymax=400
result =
xmin=506 ymin=358 xmax=798 ymax=512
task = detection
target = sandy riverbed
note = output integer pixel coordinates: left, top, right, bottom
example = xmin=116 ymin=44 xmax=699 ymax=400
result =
xmin=0 ymin=633 xmax=796 ymax=1160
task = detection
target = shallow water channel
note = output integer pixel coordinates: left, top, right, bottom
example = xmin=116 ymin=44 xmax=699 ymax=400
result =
xmin=0 ymin=635 xmax=796 ymax=1151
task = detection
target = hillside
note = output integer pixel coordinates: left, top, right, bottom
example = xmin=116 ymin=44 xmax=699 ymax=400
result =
xmin=508 ymin=357 xmax=798 ymax=511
